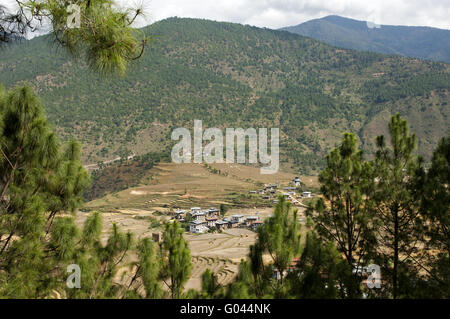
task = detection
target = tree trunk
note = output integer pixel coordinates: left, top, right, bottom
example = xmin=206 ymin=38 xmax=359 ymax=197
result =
xmin=393 ymin=203 xmax=399 ymax=299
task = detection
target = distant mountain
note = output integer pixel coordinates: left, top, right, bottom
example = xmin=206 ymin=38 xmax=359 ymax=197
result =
xmin=0 ymin=18 xmax=449 ymax=173
xmin=281 ymin=15 xmax=450 ymax=63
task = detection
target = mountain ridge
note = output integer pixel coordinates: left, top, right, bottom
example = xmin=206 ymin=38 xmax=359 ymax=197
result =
xmin=281 ymin=15 xmax=450 ymax=63
xmin=0 ymin=17 xmax=449 ymax=173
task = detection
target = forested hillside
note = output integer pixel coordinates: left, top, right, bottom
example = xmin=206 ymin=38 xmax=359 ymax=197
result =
xmin=1 ymin=17 xmax=449 ymax=173
xmin=282 ymin=15 xmax=450 ymax=63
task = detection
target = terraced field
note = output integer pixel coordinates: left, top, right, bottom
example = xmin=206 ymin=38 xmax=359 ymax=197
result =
xmin=78 ymin=162 xmax=312 ymax=291
xmin=75 ymin=210 xmax=260 ymax=291
xmin=185 ymin=256 xmax=239 ymax=291
xmin=83 ymin=162 xmax=316 ymax=212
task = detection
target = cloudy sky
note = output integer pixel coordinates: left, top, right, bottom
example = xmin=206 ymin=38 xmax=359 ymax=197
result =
xmin=134 ymin=0 xmax=450 ymax=30
xmin=3 ymin=0 xmax=450 ymax=30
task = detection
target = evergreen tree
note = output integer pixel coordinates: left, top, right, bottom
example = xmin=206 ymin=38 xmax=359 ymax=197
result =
xmin=0 ymin=84 xmax=90 ymax=297
xmin=161 ymin=220 xmax=192 ymax=298
xmin=241 ymin=196 xmax=301 ymax=298
xmin=371 ymin=114 xmax=422 ymax=298
xmin=413 ymin=135 xmax=450 ymax=297
xmin=199 ymin=269 xmax=222 ymax=298
xmin=287 ymin=231 xmax=348 ymax=299
xmin=1 ymin=0 xmax=148 ymax=75
xmin=308 ymin=133 xmax=377 ymax=298
xmin=123 ymin=237 xmax=163 ymax=299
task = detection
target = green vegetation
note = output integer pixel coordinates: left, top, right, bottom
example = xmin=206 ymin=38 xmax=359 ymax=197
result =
xmin=1 ymin=18 xmax=449 ymax=172
xmin=84 ymin=151 xmax=170 ymax=201
xmin=1 ymin=0 xmax=147 ymax=75
xmin=0 ymin=10 xmax=448 ymax=299
xmin=0 ymin=88 xmax=448 ymax=298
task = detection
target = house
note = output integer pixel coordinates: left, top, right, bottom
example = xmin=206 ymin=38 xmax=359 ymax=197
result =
xmin=173 ymin=209 xmax=187 ymax=219
xmin=258 ymin=189 xmax=265 ymax=195
xmin=250 ymin=221 xmax=263 ymax=230
xmin=152 ymin=232 xmax=163 ymax=242
xmin=189 ymin=220 xmax=208 ymax=233
xmin=208 ymin=207 xmax=220 ymax=214
xmin=273 ymin=257 xmax=300 ymax=280
xmin=189 ymin=207 xmax=201 ymax=216
xmin=283 ymin=187 xmax=296 ymax=192
xmin=292 ymin=177 xmax=301 ymax=187
xmin=264 ymin=184 xmax=278 ymax=192
xmin=231 ymin=214 xmax=244 ymax=223
xmin=228 ymin=220 xmax=239 ymax=228
xmin=206 ymin=216 xmax=218 ymax=227
xmin=302 ymin=191 xmax=312 ymax=198
xmin=192 ymin=211 xmax=206 ymax=222
xmin=245 ymin=216 xmax=259 ymax=226
xmin=215 ymin=220 xmax=228 ymax=230
xmin=206 ymin=207 xmax=219 ymax=217
xmin=249 ymin=190 xmax=257 ymax=194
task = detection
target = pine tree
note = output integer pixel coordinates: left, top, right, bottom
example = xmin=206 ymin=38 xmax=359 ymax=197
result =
xmin=161 ymin=220 xmax=192 ymax=299
xmin=287 ymin=231 xmax=347 ymax=299
xmin=413 ymin=135 xmax=450 ymax=297
xmin=1 ymin=0 xmax=148 ymax=75
xmin=371 ymin=114 xmax=422 ymax=298
xmin=199 ymin=269 xmax=222 ymax=298
xmin=308 ymin=133 xmax=377 ymax=298
xmin=244 ymin=196 xmax=301 ymax=298
xmin=0 ymin=84 xmax=90 ymax=297
xmin=124 ymin=237 xmax=164 ymax=299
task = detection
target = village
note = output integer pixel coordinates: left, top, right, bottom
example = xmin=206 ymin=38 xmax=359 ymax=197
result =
xmin=171 ymin=177 xmax=314 ymax=234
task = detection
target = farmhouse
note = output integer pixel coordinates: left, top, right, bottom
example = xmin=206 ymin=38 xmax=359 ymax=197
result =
xmin=292 ymin=177 xmax=301 ymax=186
xmin=273 ymin=257 xmax=300 ymax=280
xmin=302 ymin=191 xmax=312 ymax=198
xmin=231 ymin=214 xmax=244 ymax=223
xmin=185 ymin=207 xmax=265 ymax=233
xmin=191 ymin=210 xmax=206 ymax=222
xmin=245 ymin=216 xmax=259 ymax=226
xmin=173 ymin=209 xmax=187 ymax=219
xmin=250 ymin=221 xmax=264 ymax=230
xmin=228 ymin=220 xmax=239 ymax=228
xmin=215 ymin=220 xmax=228 ymax=230
xmin=206 ymin=207 xmax=219 ymax=217
xmin=189 ymin=220 xmax=208 ymax=233
xmin=206 ymin=216 xmax=218 ymax=227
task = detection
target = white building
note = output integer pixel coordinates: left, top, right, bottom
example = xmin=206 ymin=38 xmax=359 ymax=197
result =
xmin=189 ymin=220 xmax=208 ymax=233
xmin=231 ymin=214 xmax=244 ymax=223
xmin=302 ymin=191 xmax=312 ymax=198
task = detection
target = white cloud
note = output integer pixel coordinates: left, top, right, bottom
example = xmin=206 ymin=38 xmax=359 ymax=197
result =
xmin=1 ymin=0 xmax=449 ymax=31
xmin=141 ymin=0 xmax=450 ymax=29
